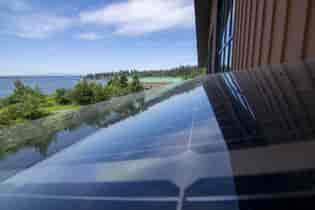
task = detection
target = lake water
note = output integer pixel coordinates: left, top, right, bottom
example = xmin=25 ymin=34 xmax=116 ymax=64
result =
xmin=0 ymin=76 xmax=81 ymax=97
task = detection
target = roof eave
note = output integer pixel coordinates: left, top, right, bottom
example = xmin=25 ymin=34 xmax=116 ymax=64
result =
xmin=194 ymin=0 xmax=211 ymax=68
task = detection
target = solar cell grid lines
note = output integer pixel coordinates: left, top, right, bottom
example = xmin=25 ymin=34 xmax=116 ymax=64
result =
xmin=2 ymin=61 xmax=315 ymax=210
xmin=0 ymin=83 xmax=235 ymax=210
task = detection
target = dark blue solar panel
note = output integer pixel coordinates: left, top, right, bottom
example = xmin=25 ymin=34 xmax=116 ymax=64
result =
xmin=0 ymin=198 xmax=177 ymax=210
xmin=1 ymin=181 xmax=179 ymax=197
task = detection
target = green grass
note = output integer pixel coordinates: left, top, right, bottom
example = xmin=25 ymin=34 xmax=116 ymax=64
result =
xmin=41 ymin=95 xmax=80 ymax=114
xmin=127 ymin=76 xmax=183 ymax=84
xmin=0 ymin=96 xmax=81 ymax=116
xmin=42 ymin=104 xmax=81 ymax=113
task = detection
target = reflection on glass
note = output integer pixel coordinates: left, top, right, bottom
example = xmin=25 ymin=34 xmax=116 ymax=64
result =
xmin=1 ymin=61 xmax=315 ymax=210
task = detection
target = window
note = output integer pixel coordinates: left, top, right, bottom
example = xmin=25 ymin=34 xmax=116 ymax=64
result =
xmin=215 ymin=0 xmax=235 ymax=72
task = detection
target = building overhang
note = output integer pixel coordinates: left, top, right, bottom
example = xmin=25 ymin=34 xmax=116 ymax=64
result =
xmin=194 ymin=0 xmax=211 ymax=67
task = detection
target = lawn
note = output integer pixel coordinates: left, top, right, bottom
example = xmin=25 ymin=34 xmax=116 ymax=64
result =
xmin=42 ymin=104 xmax=81 ymax=113
xmin=42 ymin=95 xmax=80 ymax=114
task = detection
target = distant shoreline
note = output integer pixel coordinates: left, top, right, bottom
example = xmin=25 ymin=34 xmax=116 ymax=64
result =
xmin=0 ymin=76 xmax=82 ymax=98
xmin=0 ymin=75 xmax=81 ymax=78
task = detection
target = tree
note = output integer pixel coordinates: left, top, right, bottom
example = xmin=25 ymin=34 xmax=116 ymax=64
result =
xmin=55 ymin=88 xmax=72 ymax=105
xmin=7 ymin=80 xmax=45 ymax=105
xmin=91 ymin=83 xmax=109 ymax=103
xmin=108 ymin=74 xmax=121 ymax=87
xmin=71 ymin=80 xmax=94 ymax=105
xmin=0 ymin=98 xmax=5 ymax=109
xmin=8 ymin=80 xmax=28 ymax=104
xmin=0 ymin=107 xmax=12 ymax=127
xmin=18 ymin=95 xmax=46 ymax=120
xmin=0 ymin=95 xmax=46 ymax=126
xmin=130 ymin=74 xmax=144 ymax=92
xmin=119 ymin=74 xmax=129 ymax=88
xmin=13 ymin=80 xmax=25 ymax=92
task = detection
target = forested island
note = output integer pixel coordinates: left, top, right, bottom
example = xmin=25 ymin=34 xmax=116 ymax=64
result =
xmin=0 ymin=74 xmax=143 ymax=127
xmin=84 ymin=65 xmax=206 ymax=80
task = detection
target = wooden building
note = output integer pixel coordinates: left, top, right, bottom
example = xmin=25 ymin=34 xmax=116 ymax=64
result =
xmin=194 ymin=0 xmax=315 ymax=73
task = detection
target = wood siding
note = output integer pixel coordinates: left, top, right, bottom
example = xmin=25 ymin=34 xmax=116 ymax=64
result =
xmin=231 ymin=0 xmax=315 ymax=70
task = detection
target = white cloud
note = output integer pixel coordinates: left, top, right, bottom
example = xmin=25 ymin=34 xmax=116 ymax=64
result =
xmin=4 ymin=14 xmax=73 ymax=39
xmin=75 ymin=32 xmax=103 ymax=41
xmin=0 ymin=0 xmax=195 ymax=39
xmin=0 ymin=0 xmax=74 ymax=39
xmin=80 ymin=0 xmax=194 ymax=36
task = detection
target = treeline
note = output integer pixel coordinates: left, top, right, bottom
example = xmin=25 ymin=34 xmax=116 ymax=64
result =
xmin=85 ymin=66 xmax=206 ymax=80
xmin=55 ymin=74 xmax=143 ymax=106
xmin=0 ymin=74 xmax=143 ymax=127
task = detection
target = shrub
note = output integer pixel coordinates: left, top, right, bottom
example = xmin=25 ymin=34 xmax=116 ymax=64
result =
xmin=0 ymin=101 xmax=46 ymax=126
xmin=0 ymin=108 xmax=12 ymax=127
xmin=91 ymin=83 xmax=109 ymax=103
xmin=0 ymin=104 xmax=22 ymax=126
xmin=0 ymin=81 xmax=47 ymax=126
xmin=71 ymin=80 xmax=94 ymax=105
xmin=17 ymin=95 xmax=46 ymax=120
xmin=55 ymin=88 xmax=72 ymax=105
xmin=7 ymin=80 xmax=45 ymax=105
xmin=0 ymin=98 xmax=5 ymax=109
xmin=108 ymin=74 xmax=120 ymax=87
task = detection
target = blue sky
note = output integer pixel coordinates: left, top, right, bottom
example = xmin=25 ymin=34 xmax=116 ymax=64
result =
xmin=0 ymin=0 xmax=197 ymax=76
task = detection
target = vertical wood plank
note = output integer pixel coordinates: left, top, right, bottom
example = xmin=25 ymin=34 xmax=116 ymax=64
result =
xmin=270 ymin=0 xmax=289 ymax=64
xmin=237 ymin=0 xmax=245 ymax=70
xmin=242 ymin=0 xmax=252 ymax=69
xmin=283 ymin=0 xmax=309 ymax=62
xmin=303 ymin=0 xmax=315 ymax=59
xmin=260 ymin=0 xmax=275 ymax=65
xmin=232 ymin=0 xmax=240 ymax=70
xmin=253 ymin=0 xmax=265 ymax=67
xmin=248 ymin=0 xmax=258 ymax=68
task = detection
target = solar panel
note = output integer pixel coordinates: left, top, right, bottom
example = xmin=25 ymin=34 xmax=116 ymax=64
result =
xmin=1 ymin=61 xmax=315 ymax=210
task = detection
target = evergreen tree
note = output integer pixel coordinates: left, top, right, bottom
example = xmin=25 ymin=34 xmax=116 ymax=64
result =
xmin=130 ymin=74 xmax=144 ymax=92
xmin=55 ymin=88 xmax=72 ymax=105
xmin=71 ymin=80 xmax=94 ymax=105
xmin=119 ymin=74 xmax=128 ymax=88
